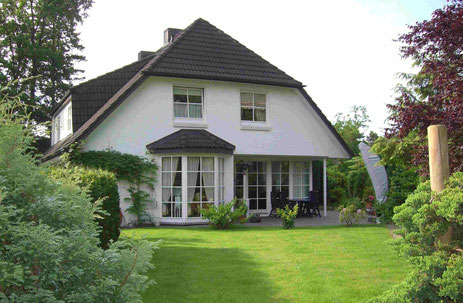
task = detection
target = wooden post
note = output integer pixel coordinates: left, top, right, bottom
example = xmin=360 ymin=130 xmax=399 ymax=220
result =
xmin=428 ymin=125 xmax=452 ymax=243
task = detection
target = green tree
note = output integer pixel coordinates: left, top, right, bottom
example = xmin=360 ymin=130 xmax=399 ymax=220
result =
xmin=0 ymin=0 xmax=93 ymax=142
xmin=0 ymin=83 xmax=157 ymax=302
xmin=333 ymin=105 xmax=370 ymax=155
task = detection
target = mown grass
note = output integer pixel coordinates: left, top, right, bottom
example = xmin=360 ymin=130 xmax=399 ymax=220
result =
xmin=122 ymin=225 xmax=408 ymax=303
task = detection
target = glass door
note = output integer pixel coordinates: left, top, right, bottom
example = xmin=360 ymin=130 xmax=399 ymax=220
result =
xmin=235 ymin=161 xmax=267 ymax=212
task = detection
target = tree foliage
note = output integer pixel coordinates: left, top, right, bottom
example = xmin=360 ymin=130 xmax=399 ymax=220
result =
xmin=369 ymin=173 xmax=463 ymax=302
xmin=333 ymin=105 xmax=370 ymax=156
xmin=0 ymin=84 xmax=157 ymax=302
xmin=0 ymin=0 xmax=93 ymax=129
xmin=387 ymin=0 xmax=463 ymax=174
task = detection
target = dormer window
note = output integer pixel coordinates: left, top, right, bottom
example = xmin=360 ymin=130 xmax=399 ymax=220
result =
xmin=173 ymin=87 xmax=203 ymax=119
xmin=241 ymin=92 xmax=266 ymax=122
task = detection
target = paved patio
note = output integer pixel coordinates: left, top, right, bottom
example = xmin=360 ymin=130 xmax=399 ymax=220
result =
xmin=243 ymin=211 xmax=372 ymax=227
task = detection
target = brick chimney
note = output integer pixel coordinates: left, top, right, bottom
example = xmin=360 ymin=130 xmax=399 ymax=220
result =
xmin=164 ymin=28 xmax=182 ymax=45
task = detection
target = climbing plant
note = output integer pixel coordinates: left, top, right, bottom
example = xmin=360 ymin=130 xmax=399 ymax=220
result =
xmin=69 ymin=146 xmax=158 ymax=226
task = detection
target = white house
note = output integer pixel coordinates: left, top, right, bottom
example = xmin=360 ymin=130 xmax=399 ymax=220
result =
xmin=44 ymin=18 xmax=352 ymax=225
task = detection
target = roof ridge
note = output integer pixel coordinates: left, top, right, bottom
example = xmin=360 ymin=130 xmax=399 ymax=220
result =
xmin=143 ymin=18 xmax=203 ymax=72
xmin=194 ymin=19 xmax=300 ymax=84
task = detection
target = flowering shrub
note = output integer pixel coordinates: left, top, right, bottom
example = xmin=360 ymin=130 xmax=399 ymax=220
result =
xmin=339 ymin=204 xmax=367 ymax=226
xmin=277 ymin=204 xmax=299 ymax=229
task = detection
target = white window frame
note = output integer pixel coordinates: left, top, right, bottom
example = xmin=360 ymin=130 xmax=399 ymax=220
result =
xmin=67 ymin=105 xmax=72 ymax=132
xmin=272 ymin=161 xmax=290 ymax=195
xmin=240 ymin=92 xmax=267 ymax=122
xmin=292 ymin=161 xmax=310 ymax=199
xmin=173 ymin=87 xmax=204 ymax=119
xmin=161 ymin=156 xmax=183 ymax=218
xmin=218 ymin=158 xmax=225 ymax=204
xmin=54 ymin=116 xmax=61 ymax=143
xmin=187 ymin=156 xmax=215 ymax=218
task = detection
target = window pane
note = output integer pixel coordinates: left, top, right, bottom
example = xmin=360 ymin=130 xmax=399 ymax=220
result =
xmin=258 ymin=199 xmax=267 ymax=210
xmin=241 ymin=107 xmax=253 ymax=121
xmin=304 ymin=173 xmax=310 ymax=185
xmin=172 ymin=187 xmax=182 ymax=202
xmin=173 ymin=171 xmax=182 ymax=186
xmin=281 ymin=173 xmax=289 ymax=185
xmin=294 ymin=186 xmax=302 ymax=198
xmin=254 ymin=94 xmax=266 ymax=107
xmin=173 ymin=157 xmax=182 ymax=171
xmin=258 ymin=186 xmax=266 ymax=198
xmin=174 ymin=88 xmax=187 ymax=102
xmin=202 ymin=172 xmax=214 ymax=187
xmin=254 ymin=108 xmax=266 ymax=122
xmin=294 ymin=174 xmax=302 ymax=186
xmin=188 ymin=172 xmax=200 ymax=187
xmin=188 ymin=203 xmax=201 ymax=217
xmin=188 ymin=157 xmax=200 ymax=171
xmin=302 ymin=186 xmax=309 ymax=198
xmin=202 ymin=203 xmax=214 ymax=211
xmin=249 ymin=162 xmax=258 ymax=172
xmin=258 ymin=173 xmax=266 ymax=185
xmin=249 ymin=199 xmax=257 ymax=210
xmin=272 ymin=174 xmax=280 ymax=186
xmin=162 ymin=203 xmax=172 ymax=217
xmin=174 ymin=103 xmax=188 ymax=117
xmin=248 ymin=173 xmax=257 ymax=186
xmin=241 ymin=93 xmax=253 ymax=106
xmin=281 ymin=161 xmax=289 ymax=173
xmin=188 ymin=188 xmax=200 ymax=202
xmin=189 ymin=104 xmax=202 ymax=118
xmin=235 ymin=186 xmax=243 ymax=199
xmin=202 ymin=157 xmax=214 ymax=171
xmin=162 ymin=173 xmax=172 ymax=187
xmin=162 ymin=158 xmax=171 ymax=171
xmin=202 ymin=187 xmax=214 ymax=202
xmin=249 ymin=187 xmax=257 ymax=198
xmin=272 ymin=161 xmax=281 ymax=173
xmin=162 ymin=188 xmax=171 ymax=202
xmin=235 ymin=173 xmax=243 ymax=186
xmin=173 ymin=203 xmax=182 ymax=217
xmin=188 ymin=89 xmax=202 ymax=103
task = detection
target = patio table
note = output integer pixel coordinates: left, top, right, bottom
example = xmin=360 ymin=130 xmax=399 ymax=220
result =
xmin=287 ymin=198 xmax=313 ymax=217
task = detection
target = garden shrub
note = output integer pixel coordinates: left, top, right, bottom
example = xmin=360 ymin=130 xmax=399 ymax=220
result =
xmin=369 ymin=172 xmax=463 ymax=302
xmin=48 ymin=165 xmax=121 ymax=249
xmin=69 ymin=148 xmax=158 ymax=226
xmin=0 ymin=88 xmax=157 ymax=302
xmin=277 ymin=204 xmax=299 ymax=229
xmin=200 ymin=199 xmax=248 ymax=229
xmin=339 ymin=204 xmax=367 ymax=226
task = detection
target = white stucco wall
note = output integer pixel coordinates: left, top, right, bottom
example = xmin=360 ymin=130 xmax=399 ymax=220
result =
xmin=84 ymin=76 xmax=350 ymax=159
xmin=81 ymin=76 xmax=349 ymax=225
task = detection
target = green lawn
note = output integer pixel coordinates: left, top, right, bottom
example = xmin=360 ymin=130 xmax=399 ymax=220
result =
xmin=122 ymin=225 xmax=409 ymax=303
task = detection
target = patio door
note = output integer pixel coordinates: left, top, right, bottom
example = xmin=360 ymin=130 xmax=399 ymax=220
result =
xmin=235 ymin=161 xmax=267 ymax=212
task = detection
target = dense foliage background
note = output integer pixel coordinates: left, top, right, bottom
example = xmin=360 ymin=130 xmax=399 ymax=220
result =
xmin=0 ymin=86 xmax=156 ymax=302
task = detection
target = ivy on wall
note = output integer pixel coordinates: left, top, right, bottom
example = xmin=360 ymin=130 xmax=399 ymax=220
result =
xmin=68 ymin=145 xmax=158 ymax=226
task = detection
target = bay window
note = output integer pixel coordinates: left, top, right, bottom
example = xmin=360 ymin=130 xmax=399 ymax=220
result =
xmin=162 ymin=157 xmax=182 ymax=217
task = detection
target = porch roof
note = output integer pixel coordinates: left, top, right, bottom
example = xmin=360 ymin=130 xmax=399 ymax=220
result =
xmin=146 ymin=129 xmax=235 ymax=155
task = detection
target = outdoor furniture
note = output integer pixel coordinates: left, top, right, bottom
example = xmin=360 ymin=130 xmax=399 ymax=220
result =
xmin=287 ymin=198 xmax=311 ymax=217
xmin=307 ymin=191 xmax=321 ymax=218
xmin=287 ymin=191 xmax=321 ymax=218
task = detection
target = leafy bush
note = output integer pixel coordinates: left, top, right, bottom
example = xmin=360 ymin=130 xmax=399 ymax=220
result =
xmin=200 ymin=199 xmax=247 ymax=229
xmin=69 ymin=147 xmax=158 ymax=226
xmin=0 ymin=87 xmax=157 ymax=302
xmin=277 ymin=204 xmax=299 ymax=229
xmin=339 ymin=205 xmax=367 ymax=226
xmin=48 ymin=165 xmax=121 ymax=249
xmin=369 ymin=172 xmax=463 ymax=302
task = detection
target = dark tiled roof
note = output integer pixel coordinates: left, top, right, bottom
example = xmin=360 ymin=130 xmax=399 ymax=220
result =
xmin=145 ymin=19 xmax=303 ymax=88
xmin=43 ymin=18 xmax=352 ymax=160
xmin=146 ymin=129 xmax=235 ymax=155
xmin=70 ymin=55 xmax=156 ymax=131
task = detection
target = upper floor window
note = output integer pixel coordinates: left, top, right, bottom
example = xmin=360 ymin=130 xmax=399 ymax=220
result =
xmin=241 ymin=92 xmax=266 ymax=122
xmin=67 ymin=105 xmax=72 ymax=131
xmin=174 ymin=87 xmax=203 ymax=119
xmin=54 ymin=116 xmax=61 ymax=143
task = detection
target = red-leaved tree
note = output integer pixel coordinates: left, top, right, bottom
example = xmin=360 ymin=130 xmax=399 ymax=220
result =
xmin=387 ymin=0 xmax=463 ymax=174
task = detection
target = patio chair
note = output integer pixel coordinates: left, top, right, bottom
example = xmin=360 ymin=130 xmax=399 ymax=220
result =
xmin=308 ymin=191 xmax=321 ymax=218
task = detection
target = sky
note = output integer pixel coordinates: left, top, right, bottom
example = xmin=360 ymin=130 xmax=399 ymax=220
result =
xmin=75 ymin=0 xmax=447 ymax=135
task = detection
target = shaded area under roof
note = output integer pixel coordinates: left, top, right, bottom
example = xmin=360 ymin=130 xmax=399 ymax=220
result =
xmin=146 ymin=129 xmax=235 ymax=155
